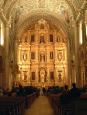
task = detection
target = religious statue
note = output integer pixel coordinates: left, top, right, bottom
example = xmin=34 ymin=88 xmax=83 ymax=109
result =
xmin=58 ymin=72 xmax=62 ymax=82
xmin=40 ymin=68 xmax=45 ymax=83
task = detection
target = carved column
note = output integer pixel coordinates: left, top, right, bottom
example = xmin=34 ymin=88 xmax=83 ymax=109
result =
xmin=4 ymin=22 xmax=10 ymax=89
xmin=74 ymin=22 xmax=81 ymax=87
xmin=83 ymin=10 xmax=87 ymax=86
xmin=82 ymin=10 xmax=86 ymax=43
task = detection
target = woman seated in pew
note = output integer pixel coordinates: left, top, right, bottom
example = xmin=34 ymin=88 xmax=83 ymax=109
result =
xmin=69 ymin=83 xmax=81 ymax=100
xmin=60 ymin=83 xmax=81 ymax=104
xmin=60 ymin=85 xmax=69 ymax=104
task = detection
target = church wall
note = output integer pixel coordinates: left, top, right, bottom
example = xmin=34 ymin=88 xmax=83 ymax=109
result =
xmin=78 ymin=10 xmax=87 ymax=87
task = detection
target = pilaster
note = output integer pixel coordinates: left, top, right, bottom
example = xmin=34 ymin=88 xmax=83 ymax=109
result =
xmin=4 ymin=22 xmax=10 ymax=89
xmin=74 ymin=22 xmax=81 ymax=87
xmin=82 ymin=10 xmax=86 ymax=43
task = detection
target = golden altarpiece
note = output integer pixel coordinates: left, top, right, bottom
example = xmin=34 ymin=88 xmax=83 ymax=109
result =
xmin=16 ymin=19 xmax=68 ymax=87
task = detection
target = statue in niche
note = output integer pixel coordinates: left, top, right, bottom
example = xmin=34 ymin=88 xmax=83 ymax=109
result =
xmin=23 ymin=53 xmax=27 ymax=61
xmin=40 ymin=36 xmax=45 ymax=43
xmin=57 ymin=51 xmax=63 ymax=61
xmin=24 ymin=72 xmax=27 ymax=81
xmin=40 ymin=68 xmax=45 ymax=83
xmin=57 ymin=36 xmax=61 ymax=42
xmin=40 ymin=54 xmax=43 ymax=61
xmin=58 ymin=72 xmax=62 ymax=82
xmin=43 ymin=55 xmax=45 ymax=61
xmin=40 ymin=54 xmax=45 ymax=62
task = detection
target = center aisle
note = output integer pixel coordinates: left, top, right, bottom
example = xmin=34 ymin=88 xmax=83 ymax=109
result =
xmin=25 ymin=95 xmax=55 ymax=115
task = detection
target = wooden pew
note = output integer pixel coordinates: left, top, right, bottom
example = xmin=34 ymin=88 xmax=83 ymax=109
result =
xmin=74 ymin=93 xmax=87 ymax=115
xmin=24 ymin=92 xmax=38 ymax=108
xmin=0 ymin=96 xmax=25 ymax=115
xmin=47 ymin=93 xmax=62 ymax=115
xmin=0 ymin=91 xmax=38 ymax=115
xmin=48 ymin=93 xmax=87 ymax=115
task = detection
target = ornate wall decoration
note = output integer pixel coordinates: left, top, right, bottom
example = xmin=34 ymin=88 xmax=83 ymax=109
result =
xmin=39 ymin=68 xmax=46 ymax=82
xmin=40 ymin=53 xmax=45 ymax=62
xmin=31 ymin=72 xmax=35 ymax=80
xmin=40 ymin=35 xmax=45 ymax=43
xmin=17 ymin=19 xmax=67 ymax=87
xmin=50 ymin=71 xmax=54 ymax=81
xmin=58 ymin=71 xmax=62 ymax=82
xmin=23 ymin=71 xmax=27 ymax=81
xmin=57 ymin=50 xmax=65 ymax=61
xmin=57 ymin=67 xmax=65 ymax=82
xmin=22 ymin=50 xmax=27 ymax=61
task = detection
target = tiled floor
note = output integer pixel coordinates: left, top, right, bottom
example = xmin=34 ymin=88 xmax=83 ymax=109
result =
xmin=25 ymin=96 xmax=55 ymax=115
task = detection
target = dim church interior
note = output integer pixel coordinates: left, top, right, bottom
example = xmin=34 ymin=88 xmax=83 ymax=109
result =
xmin=0 ymin=0 xmax=87 ymax=89
xmin=0 ymin=0 xmax=87 ymax=115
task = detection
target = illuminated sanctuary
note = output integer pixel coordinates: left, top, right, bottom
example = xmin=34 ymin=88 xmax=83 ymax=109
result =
xmin=17 ymin=19 xmax=67 ymax=87
xmin=0 ymin=0 xmax=87 ymax=89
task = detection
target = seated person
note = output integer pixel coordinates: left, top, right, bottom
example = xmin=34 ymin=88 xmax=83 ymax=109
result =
xmin=69 ymin=83 xmax=81 ymax=101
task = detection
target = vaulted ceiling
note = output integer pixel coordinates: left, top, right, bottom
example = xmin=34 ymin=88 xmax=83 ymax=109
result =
xmin=0 ymin=0 xmax=85 ymax=16
xmin=0 ymin=0 xmax=86 ymax=36
xmin=0 ymin=0 xmax=85 ymax=13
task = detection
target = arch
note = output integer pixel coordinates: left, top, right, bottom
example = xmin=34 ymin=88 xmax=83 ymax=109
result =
xmin=16 ymin=11 xmax=68 ymax=40
xmin=5 ymin=0 xmax=77 ymax=21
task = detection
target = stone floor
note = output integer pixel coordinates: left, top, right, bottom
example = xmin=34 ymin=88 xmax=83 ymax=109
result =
xmin=25 ymin=95 xmax=55 ymax=115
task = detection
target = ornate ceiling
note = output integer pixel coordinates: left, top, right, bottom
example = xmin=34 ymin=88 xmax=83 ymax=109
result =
xmin=0 ymin=0 xmax=86 ymax=35
xmin=0 ymin=0 xmax=85 ymax=12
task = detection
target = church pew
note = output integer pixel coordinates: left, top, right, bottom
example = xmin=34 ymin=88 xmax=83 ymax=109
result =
xmin=24 ymin=92 xmax=38 ymax=108
xmin=48 ymin=93 xmax=87 ymax=115
xmin=74 ymin=93 xmax=87 ymax=115
xmin=48 ymin=93 xmax=75 ymax=115
xmin=47 ymin=93 xmax=62 ymax=115
xmin=0 ymin=89 xmax=39 ymax=115
xmin=0 ymin=96 xmax=25 ymax=115
xmin=74 ymin=99 xmax=87 ymax=115
xmin=0 ymin=92 xmax=38 ymax=115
